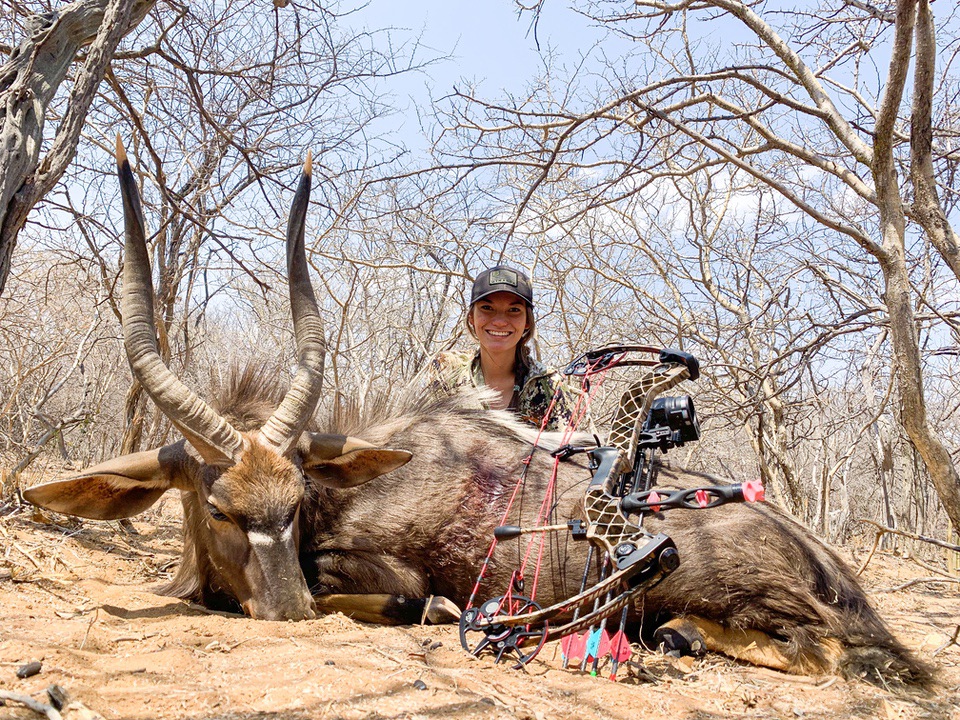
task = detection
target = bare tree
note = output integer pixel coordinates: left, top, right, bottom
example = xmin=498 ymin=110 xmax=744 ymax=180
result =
xmin=0 ymin=0 xmax=155 ymax=294
xmin=427 ymin=0 xmax=960 ymax=527
xmin=0 ymin=1 xmax=432 ymax=493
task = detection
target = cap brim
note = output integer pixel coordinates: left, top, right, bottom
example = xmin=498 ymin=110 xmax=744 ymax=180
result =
xmin=471 ymin=288 xmax=533 ymax=306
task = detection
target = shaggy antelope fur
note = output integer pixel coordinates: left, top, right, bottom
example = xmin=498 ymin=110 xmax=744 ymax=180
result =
xmin=287 ymin=372 xmax=932 ymax=688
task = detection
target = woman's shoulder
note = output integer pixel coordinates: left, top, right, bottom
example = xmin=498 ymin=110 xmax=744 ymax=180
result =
xmin=425 ymin=349 xmax=478 ymax=392
xmin=516 ymin=357 xmax=585 ymax=431
xmin=519 ymin=357 xmax=579 ymax=404
xmin=524 ymin=357 xmax=566 ymax=383
xmin=430 ymin=350 xmax=475 ymax=374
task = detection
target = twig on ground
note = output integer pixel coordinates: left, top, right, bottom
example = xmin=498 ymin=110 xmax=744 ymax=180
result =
xmin=909 ymin=555 xmax=957 ymax=579
xmin=28 ymin=579 xmax=77 ymax=605
xmin=0 ymin=690 xmax=63 ymax=720
xmin=79 ymin=607 xmax=99 ymax=651
xmin=856 ymin=519 xmax=960 ymax=553
xmin=420 ymin=594 xmax=433 ymax=625
xmin=855 ymin=528 xmax=883 ymax=576
xmin=932 ymin=625 xmax=960 ymax=657
xmin=13 ymin=542 xmax=43 ymax=570
xmin=744 ymin=666 xmax=827 ymax=685
xmin=874 ymin=576 xmax=960 ymax=593
xmin=341 ymin=641 xmax=403 ymax=665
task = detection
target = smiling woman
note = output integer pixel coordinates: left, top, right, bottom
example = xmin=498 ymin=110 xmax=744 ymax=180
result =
xmin=426 ymin=265 xmax=583 ymax=431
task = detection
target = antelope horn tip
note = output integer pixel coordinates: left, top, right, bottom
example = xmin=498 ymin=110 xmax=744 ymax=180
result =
xmin=304 ymin=150 xmax=312 ymax=177
xmin=116 ymin=134 xmax=127 ymax=165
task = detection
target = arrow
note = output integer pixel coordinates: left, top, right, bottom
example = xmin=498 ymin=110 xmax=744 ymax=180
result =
xmin=584 ymin=627 xmax=602 ymax=661
xmin=597 ymin=629 xmax=611 ymax=659
xmin=561 ymin=632 xmax=586 ymax=663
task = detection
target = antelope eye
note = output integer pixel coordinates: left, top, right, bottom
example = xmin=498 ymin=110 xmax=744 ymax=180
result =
xmin=206 ymin=503 xmax=229 ymax=522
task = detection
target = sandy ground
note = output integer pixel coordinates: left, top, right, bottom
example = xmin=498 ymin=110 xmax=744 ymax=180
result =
xmin=1 ymin=496 xmax=959 ymax=720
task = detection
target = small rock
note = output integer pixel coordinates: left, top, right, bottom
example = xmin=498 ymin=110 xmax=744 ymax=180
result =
xmin=47 ymin=684 xmax=69 ymax=710
xmin=480 ymin=697 xmax=496 ymax=706
xmin=16 ymin=661 xmax=42 ymax=679
xmin=324 ymin=660 xmax=335 ymax=666
xmin=413 ymin=679 xmax=428 ymax=691
xmin=429 ymin=641 xmax=442 ymax=651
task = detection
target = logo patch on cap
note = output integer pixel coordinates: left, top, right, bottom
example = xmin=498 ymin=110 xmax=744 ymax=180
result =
xmin=489 ymin=269 xmax=518 ymax=287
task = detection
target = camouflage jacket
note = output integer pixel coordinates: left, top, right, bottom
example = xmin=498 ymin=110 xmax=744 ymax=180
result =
xmin=426 ymin=350 xmax=582 ymax=432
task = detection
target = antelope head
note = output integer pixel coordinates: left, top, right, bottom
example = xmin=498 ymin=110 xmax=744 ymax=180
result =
xmin=24 ymin=139 xmax=411 ymax=621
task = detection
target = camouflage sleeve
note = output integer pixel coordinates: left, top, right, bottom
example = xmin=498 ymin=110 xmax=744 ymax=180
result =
xmin=517 ymin=370 xmax=588 ymax=432
xmin=424 ymin=351 xmax=472 ymax=397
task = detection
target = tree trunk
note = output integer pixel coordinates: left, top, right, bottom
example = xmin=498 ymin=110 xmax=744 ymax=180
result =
xmin=910 ymin=0 xmax=960 ymax=282
xmin=880 ymin=256 xmax=960 ymax=530
xmin=758 ymin=390 xmax=803 ymax=516
xmin=0 ymin=0 xmax=155 ymax=294
xmin=119 ymin=381 xmax=146 ymax=455
xmin=870 ymin=0 xmax=960 ymax=532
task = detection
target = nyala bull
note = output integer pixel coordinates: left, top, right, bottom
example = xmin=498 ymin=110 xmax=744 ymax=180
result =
xmin=24 ymin=144 xmax=932 ymax=688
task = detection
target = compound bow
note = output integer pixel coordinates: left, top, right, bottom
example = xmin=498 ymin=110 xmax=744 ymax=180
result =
xmin=459 ymin=345 xmax=764 ymax=678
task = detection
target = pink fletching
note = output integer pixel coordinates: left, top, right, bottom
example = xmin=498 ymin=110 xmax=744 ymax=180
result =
xmin=742 ymin=480 xmax=765 ymax=503
xmin=648 ymin=490 xmax=662 ymax=512
xmin=561 ymin=632 xmax=585 ymax=662
xmin=573 ymin=632 xmax=587 ymax=659
xmin=609 ymin=631 xmax=631 ymax=662
xmin=695 ymin=489 xmax=710 ymax=508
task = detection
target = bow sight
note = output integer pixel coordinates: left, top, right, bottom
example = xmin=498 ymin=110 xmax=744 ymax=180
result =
xmin=644 ymin=395 xmax=700 ymax=448
xmin=459 ymin=345 xmax=764 ymax=677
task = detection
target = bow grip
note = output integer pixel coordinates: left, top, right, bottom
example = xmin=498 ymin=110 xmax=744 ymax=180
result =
xmin=587 ymin=447 xmax=622 ymax=489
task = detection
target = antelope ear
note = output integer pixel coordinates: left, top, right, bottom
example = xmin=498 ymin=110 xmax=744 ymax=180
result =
xmin=22 ymin=443 xmax=189 ymax=520
xmin=300 ymin=433 xmax=412 ymax=488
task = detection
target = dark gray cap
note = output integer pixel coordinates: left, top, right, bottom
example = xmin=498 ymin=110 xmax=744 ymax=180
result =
xmin=470 ymin=265 xmax=533 ymax=306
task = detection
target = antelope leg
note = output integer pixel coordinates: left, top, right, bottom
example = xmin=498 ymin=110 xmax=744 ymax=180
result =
xmin=313 ymin=593 xmax=461 ymax=625
xmin=655 ymin=616 xmax=842 ymax=675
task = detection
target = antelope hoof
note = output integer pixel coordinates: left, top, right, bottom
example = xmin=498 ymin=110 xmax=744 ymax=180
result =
xmin=654 ymin=618 xmax=707 ymax=658
xmin=425 ymin=596 xmax=461 ymax=624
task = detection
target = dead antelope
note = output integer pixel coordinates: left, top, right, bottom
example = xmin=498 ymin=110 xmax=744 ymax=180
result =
xmin=24 ymin=144 xmax=932 ymax=687
xmin=24 ymin=139 xmax=413 ymax=621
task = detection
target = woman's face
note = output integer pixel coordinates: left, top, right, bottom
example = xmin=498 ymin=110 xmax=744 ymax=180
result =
xmin=470 ymin=291 xmax=530 ymax=356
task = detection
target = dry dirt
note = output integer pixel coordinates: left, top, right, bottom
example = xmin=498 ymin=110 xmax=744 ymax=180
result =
xmin=1 ymin=496 xmax=959 ymax=720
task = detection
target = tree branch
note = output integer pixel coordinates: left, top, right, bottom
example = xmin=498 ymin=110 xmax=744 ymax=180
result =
xmin=0 ymin=0 xmax=155 ymax=294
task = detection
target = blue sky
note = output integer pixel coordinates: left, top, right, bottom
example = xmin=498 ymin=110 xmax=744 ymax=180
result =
xmin=355 ymin=0 xmax=613 ymax=148
xmin=362 ymin=0 xmax=590 ymax=93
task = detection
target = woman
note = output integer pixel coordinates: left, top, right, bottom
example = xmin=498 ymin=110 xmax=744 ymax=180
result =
xmin=428 ymin=265 xmax=582 ymax=431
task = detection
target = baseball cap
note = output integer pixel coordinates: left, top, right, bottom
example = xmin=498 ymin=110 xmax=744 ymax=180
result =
xmin=470 ymin=265 xmax=534 ymax=306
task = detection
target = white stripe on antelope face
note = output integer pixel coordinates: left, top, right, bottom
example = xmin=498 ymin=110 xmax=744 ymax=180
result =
xmin=247 ymin=530 xmax=277 ymax=546
xmin=247 ymin=525 xmax=294 ymax=547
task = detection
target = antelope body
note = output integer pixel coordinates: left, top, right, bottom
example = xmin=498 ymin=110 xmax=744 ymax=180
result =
xmin=24 ymin=145 xmax=932 ymax=687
